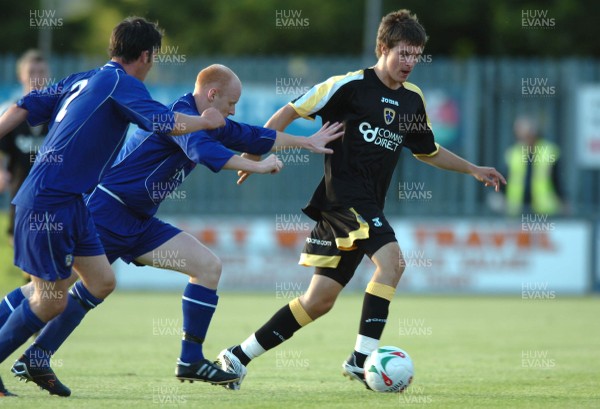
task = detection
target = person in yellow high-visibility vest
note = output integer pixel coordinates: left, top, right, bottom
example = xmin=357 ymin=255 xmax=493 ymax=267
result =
xmin=505 ymin=115 xmax=563 ymax=216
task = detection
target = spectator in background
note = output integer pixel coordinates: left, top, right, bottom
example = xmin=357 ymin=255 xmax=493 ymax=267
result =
xmin=0 ymin=50 xmax=49 ymax=241
xmin=504 ymin=115 xmax=563 ymax=216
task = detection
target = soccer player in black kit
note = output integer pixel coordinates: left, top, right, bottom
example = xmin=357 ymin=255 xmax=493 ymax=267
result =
xmin=217 ymin=9 xmax=506 ymax=389
xmin=0 ymin=50 xmax=49 ymax=242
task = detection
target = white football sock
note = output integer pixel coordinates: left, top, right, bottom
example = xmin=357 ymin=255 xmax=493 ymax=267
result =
xmin=240 ymin=333 xmax=267 ymax=360
xmin=354 ymin=334 xmax=379 ymax=356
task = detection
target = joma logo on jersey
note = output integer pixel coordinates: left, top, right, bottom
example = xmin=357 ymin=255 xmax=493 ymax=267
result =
xmin=381 ymin=96 xmax=399 ymax=106
xmin=384 ymin=108 xmax=396 ymax=125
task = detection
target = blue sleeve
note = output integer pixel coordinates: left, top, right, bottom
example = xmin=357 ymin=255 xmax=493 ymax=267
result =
xmin=111 ymin=76 xmax=176 ymax=134
xmin=209 ymin=119 xmax=276 ymax=155
xmin=17 ymin=78 xmax=68 ymax=126
xmin=171 ymin=132 xmax=235 ymax=173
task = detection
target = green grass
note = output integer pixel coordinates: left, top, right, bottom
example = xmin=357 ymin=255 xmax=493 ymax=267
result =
xmin=0 ymin=210 xmax=598 ymax=407
xmin=0 ymin=292 xmax=598 ymax=408
xmin=0 ymin=211 xmax=23 ymax=295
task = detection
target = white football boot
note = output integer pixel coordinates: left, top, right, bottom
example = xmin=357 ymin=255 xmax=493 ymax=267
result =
xmin=216 ymin=348 xmax=248 ymax=390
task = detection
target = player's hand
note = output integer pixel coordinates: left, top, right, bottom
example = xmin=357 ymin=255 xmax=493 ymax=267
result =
xmin=471 ymin=166 xmax=506 ymax=192
xmin=200 ymin=107 xmax=225 ymax=130
xmin=237 ymin=153 xmax=262 ymax=185
xmin=305 ymin=122 xmax=344 ymax=154
xmin=257 ymin=154 xmax=284 ymax=175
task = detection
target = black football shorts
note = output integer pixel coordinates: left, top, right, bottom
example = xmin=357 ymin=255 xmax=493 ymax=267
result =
xmin=299 ymin=206 xmax=397 ymax=286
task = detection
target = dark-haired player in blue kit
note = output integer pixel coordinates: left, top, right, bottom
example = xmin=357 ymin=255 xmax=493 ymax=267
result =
xmin=0 ymin=17 xmax=229 ymax=396
xmin=0 ymin=64 xmax=343 ymax=396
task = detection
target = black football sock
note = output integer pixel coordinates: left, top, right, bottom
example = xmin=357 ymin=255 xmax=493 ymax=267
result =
xmin=238 ymin=298 xmax=313 ymax=365
xmin=353 ymin=281 xmax=395 ymax=366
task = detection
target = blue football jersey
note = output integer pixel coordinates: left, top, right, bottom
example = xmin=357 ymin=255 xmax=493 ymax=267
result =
xmin=95 ymin=93 xmax=276 ymax=217
xmin=13 ymin=61 xmax=176 ymax=209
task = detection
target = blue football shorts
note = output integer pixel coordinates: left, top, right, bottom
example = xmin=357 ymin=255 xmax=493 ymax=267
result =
xmin=85 ymin=188 xmax=181 ymax=265
xmin=13 ymin=198 xmax=105 ymax=281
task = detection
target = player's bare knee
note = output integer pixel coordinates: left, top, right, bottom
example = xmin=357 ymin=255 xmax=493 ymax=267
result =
xmin=105 ymin=276 xmax=117 ymax=296
xmin=106 ymin=275 xmax=117 ymax=294
xmin=376 ymin=256 xmax=404 ymax=287
xmin=396 ymin=255 xmax=406 ymax=279
xmin=30 ymin=295 xmax=68 ymax=321
xmin=208 ymin=255 xmax=222 ymax=278
xmin=199 ymin=254 xmax=222 ymax=285
xmin=380 ymin=260 xmax=403 ymax=287
xmin=186 ymin=253 xmax=222 ymax=288
xmin=92 ymin=272 xmax=116 ymax=299
xmin=316 ymin=298 xmax=336 ymax=318
xmin=300 ymin=293 xmax=336 ymax=319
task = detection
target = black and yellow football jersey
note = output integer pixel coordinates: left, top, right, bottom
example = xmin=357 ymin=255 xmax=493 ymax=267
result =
xmin=290 ymin=68 xmax=439 ymax=220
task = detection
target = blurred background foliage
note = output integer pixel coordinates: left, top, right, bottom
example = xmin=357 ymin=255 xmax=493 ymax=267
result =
xmin=1 ymin=0 xmax=598 ymax=58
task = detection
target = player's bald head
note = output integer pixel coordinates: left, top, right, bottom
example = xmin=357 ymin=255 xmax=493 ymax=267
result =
xmin=194 ymin=64 xmax=240 ymax=93
xmin=193 ymin=64 xmax=242 ymax=117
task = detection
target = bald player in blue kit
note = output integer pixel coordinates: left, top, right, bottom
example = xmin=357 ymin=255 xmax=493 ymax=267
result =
xmin=0 ymin=63 xmax=343 ymax=396
xmin=0 ymin=17 xmax=231 ymax=396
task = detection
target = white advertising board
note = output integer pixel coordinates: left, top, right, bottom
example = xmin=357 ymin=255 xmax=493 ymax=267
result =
xmin=576 ymin=85 xmax=600 ymax=168
xmin=115 ymin=218 xmax=591 ymax=295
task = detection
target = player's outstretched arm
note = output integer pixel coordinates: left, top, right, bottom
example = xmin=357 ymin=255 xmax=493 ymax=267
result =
xmin=265 ymin=104 xmax=300 ymax=132
xmin=223 ymin=154 xmax=283 ymax=180
xmin=235 ymin=122 xmax=343 ymax=184
xmin=0 ymin=104 xmax=28 ymax=140
xmin=415 ymin=146 xmax=507 ymax=192
xmin=235 ymin=152 xmax=262 ymax=185
xmin=237 ymin=104 xmax=329 ymax=184
xmin=272 ymin=121 xmax=344 ymax=154
xmin=171 ymin=108 xmax=225 ymax=136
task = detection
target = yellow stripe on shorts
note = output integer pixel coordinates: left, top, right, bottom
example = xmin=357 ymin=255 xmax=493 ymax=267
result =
xmin=335 ymin=208 xmax=370 ymax=250
xmin=298 ymin=253 xmax=341 ymax=268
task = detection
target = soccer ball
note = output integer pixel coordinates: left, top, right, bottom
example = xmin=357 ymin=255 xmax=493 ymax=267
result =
xmin=364 ymin=346 xmax=414 ymax=393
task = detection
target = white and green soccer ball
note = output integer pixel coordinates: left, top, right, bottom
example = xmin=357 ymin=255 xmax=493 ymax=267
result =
xmin=364 ymin=346 xmax=414 ymax=393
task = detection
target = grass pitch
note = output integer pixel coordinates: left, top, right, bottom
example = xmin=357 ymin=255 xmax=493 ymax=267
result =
xmin=0 ymin=291 xmax=598 ymax=409
xmin=0 ymin=212 xmax=598 ymax=408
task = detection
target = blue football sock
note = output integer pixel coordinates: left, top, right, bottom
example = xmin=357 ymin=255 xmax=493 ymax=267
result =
xmin=25 ymin=281 xmax=103 ymax=365
xmin=180 ymin=283 xmax=218 ymax=363
xmin=0 ymin=288 xmax=26 ymax=329
xmin=0 ymin=299 xmax=44 ymax=364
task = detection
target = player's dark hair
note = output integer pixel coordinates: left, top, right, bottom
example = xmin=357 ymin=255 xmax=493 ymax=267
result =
xmin=375 ymin=9 xmax=428 ymax=58
xmin=109 ymin=16 xmax=163 ymax=64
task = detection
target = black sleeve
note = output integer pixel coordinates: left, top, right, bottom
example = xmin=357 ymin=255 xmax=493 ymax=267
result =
xmin=403 ymin=103 xmax=439 ymax=156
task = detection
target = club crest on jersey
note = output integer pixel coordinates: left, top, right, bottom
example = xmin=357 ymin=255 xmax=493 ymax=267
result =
xmin=384 ymin=108 xmax=396 ymax=125
xmin=65 ymin=254 xmax=73 ymax=267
